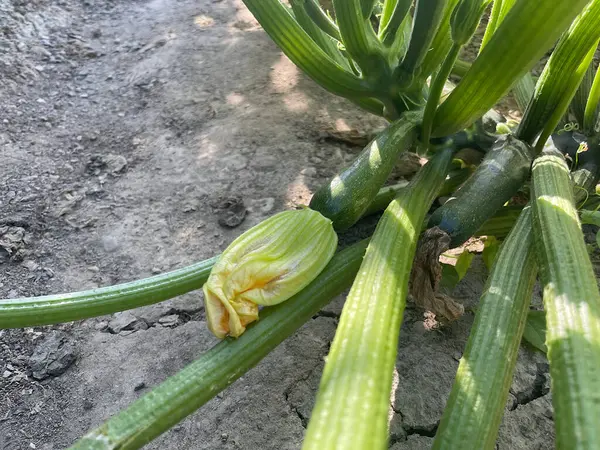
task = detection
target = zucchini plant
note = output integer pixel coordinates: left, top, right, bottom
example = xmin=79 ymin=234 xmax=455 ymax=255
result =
xmin=3 ymin=0 xmax=600 ymax=449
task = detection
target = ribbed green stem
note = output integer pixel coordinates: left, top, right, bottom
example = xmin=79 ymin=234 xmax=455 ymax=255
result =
xmin=290 ymin=0 xmax=348 ymax=68
xmin=478 ymin=0 xmax=532 ymax=113
xmin=533 ymin=44 xmax=597 ymax=154
xmin=379 ymin=0 xmax=412 ymax=46
xmin=241 ymin=0 xmax=372 ymax=99
xmin=362 ymin=167 xmax=473 ymax=219
xmin=584 ymin=64 xmax=600 ymax=134
xmin=69 ymin=240 xmax=369 ymax=450
xmin=303 ymin=148 xmax=454 ymax=450
xmin=512 ymin=74 xmax=536 ymax=113
xmin=532 ymin=146 xmax=600 ymax=449
xmin=303 ymin=0 xmax=341 ymax=41
xmin=480 ymin=0 xmax=516 ymax=51
xmin=379 ymin=0 xmax=398 ymax=31
xmin=518 ymin=0 xmax=600 ymax=144
xmin=451 ymin=58 xmax=471 ymax=78
xmin=0 ymin=257 xmax=217 ymax=329
xmin=333 ymin=0 xmax=388 ymax=78
xmin=480 ymin=0 xmax=502 ymax=51
xmin=418 ymin=0 xmax=460 ymax=80
xmin=395 ymin=0 xmax=450 ymax=86
xmin=432 ymin=0 xmax=589 ymax=137
xmin=360 ymin=0 xmax=378 ymax=18
xmin=421 ymin=44 xmax=461 ymax=149
xmin=570 ymin=60 xmax=594 ymax=128
xmin=433 ymin=206 xmax=537 ymax=449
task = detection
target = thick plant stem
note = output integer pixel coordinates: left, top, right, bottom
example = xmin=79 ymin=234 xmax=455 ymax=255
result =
xmin=303 ymin=0 xmax=341 ymax=41
xmin=533 ymin=44 xmax=597 ymax=154
xmin=241 ymin=0 xmax=372 ymax=99
xmin=0 ymin=256 xmax=217 ymax=329
xmin=395 ymin=0 xmax=449 ymax=86
xmin=303 ymin=148 xmax=454 ymax=450
xmin=532 ymin=145 xmax=600 ymax=449
xmin=570 ymin=60 xmax=594 ymax=128
xmin=518 ymin=0 xmax=600 ymax=144
xmin=421 ymin=44 xmax=461 ymax=148
xmin=584 ymin=64 xmax=600 ymax=133
xmin=433 ymin=206 xmax=537 ymax=449
xmin=379 ymin=0 xmax=411 ymax=46
xmin=69 ymin=240 xmax=369 ymax=450
xmin=431 ymin=0 xmax=590 ymax=137
xmin=451 ymin=58 xmax=470 ymax=78
xmin=333 ymin=0 xmax=387 ymax=78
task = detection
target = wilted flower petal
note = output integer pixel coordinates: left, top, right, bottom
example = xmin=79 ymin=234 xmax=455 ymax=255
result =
xmin=203 ymin=208 xmax=338 ymax=338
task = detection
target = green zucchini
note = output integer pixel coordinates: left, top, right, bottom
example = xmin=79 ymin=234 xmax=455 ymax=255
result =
xmin=428 ymin=134 xmax=534 ymax=247
xmin=303 ymin=148 xmax=454 ymax=450
xmin=310 ymin=110 xmax=420 ymax=231
xmin=433 ymin=206 xmax=537 ymax=449
xmin=531 ymin=144 xmax=600 ymax=449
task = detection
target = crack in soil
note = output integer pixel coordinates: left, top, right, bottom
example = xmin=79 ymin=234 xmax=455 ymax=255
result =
xmin=403 ymin=421 xmax=439 ymax=438
xmin=312 ymin=310 xmax=340 ymax=320
xmin=283 ymin=390 xmax=309 ymax=429
xmin=509 ymin=362 xmax=550 ymax=411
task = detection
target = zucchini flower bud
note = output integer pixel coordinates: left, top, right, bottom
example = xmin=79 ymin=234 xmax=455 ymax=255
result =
xmin=203 ymin=208 xmax=338 ymax=338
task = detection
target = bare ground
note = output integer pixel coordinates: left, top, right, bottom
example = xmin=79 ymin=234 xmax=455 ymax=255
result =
xmin=1 ymin=1 xmax=553 ymax=449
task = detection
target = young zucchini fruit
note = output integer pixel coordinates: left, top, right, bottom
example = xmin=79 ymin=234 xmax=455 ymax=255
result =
xmin=309 ymin=110 xmax=420 ymax=231
xmin=433 ymin=206 xmax=537 ymax=449
xmin=303 ymin=148 xmax=454 ymax=450
xmin=531 ymin=145 xmax=600 ymax=449
xmin=428 ymin=134 xmax=534 ymax=247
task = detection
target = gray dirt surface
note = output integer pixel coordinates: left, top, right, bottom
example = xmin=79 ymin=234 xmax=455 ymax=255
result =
xmin=1 ymin=0 xmax=553 ymax=449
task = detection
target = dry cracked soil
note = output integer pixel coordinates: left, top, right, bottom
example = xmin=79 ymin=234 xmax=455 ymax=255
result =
xmin=1 ymin=0 xmax=554 ymax=449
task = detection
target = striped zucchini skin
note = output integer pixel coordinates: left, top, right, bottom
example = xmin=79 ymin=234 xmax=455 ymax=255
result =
xmin=309 ymin=111 xmax=420 ymax=231
xmin=532 ymin=145 xmax=600 ymax=449
xmin=428 ymin=134 xmax=534 ymax=247
xmin=433 ymin=206 xmax=537 ymax=449
xmin=303 ymin=148 xmax=454 ymax=450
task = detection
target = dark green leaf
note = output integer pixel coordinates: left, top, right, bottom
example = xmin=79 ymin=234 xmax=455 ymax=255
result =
xmin=522 ymin=310 xmax=547 ymax=353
